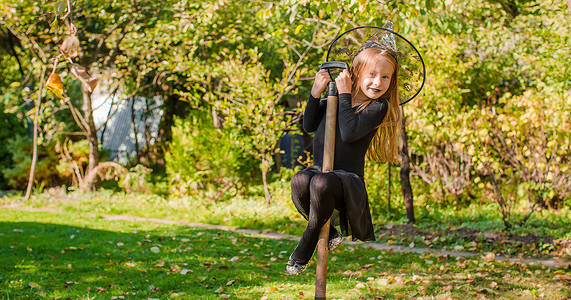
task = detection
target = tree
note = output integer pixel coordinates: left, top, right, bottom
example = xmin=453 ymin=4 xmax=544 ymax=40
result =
xmin=1 ymin=0 xmax=178 ymax=190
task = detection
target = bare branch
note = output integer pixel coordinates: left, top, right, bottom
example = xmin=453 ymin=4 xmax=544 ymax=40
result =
xmin=64 ymin=98 xmax=89 ymax=133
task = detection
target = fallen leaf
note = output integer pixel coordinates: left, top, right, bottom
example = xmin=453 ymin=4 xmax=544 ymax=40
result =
xmin=150 ymin=246 xmax=160 ymax=253
xmin=356 ymin=282 xmax=366 ymax=289
xmin=215 ymin=286 xmax=224 ymax=293
xmin=170 ymin=265 xmax=181 ymax=272
xmin=226 ymin=280 xmax=236 ymax=286
xmin=484 ymin=252 xmax=496 ymax=262
xmin=181 ymin=269 xmax=192 ymax=275
xmin=230 ymin=256 xmax=240 ymax=263
xmin=155 ymin=261 xmax=165 ymax=267
xmin=220 ymin=295 xmax=230 ymax=299
xmin=29 ymin=282 xmax=40 ymax=289
xmin=478 ymin=287 xmax=497 ymax=294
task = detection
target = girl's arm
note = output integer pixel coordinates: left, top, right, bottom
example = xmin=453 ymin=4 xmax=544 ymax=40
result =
xmin=302 ymin=94 xmax=326 ymax=133
xmin=303 ymin=70 xmax=330 ymax=133
xmin=337 ymin=94 xmax=388 ymax=143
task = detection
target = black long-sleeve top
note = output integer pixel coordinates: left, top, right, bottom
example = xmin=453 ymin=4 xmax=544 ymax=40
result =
xmin=304 ymin=93 xmax=389 ymax=178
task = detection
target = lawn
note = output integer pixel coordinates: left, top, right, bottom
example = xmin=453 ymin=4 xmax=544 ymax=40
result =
xmin=1 ymin=208 xmax=569 ymax=299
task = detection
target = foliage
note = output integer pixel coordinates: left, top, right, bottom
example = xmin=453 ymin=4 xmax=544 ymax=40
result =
xmin=405 ymin=0 xmax=571 ymax=224
xmin=1 ymin=135 xmax=61 ymax=190
xmin=0 ymin=102 xmax=27 ymax=189
xmin=471 ymin=85 xmax=570 ymax=228
xmin=165 ymin=113 xmax=259 ymax=200
xmin=119 ymin=164 xmax=153 ymax=194
xmin=0 ymin=0 xmax=570 ymax=237
xmin=209 ymin=50 xmax=302 ymax=204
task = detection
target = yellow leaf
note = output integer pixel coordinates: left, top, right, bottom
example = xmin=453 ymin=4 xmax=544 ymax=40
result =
xmin=393 ymin=292 xmax=407 ymax=297
xmin=46 ymin=72 xmax=65 ymax=99
xmin=294 ymin=24 xmax=303 ymax=34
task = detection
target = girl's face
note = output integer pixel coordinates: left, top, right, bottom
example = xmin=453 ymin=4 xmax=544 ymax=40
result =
xmin=355 ymin=57 xmax=394 ymax=101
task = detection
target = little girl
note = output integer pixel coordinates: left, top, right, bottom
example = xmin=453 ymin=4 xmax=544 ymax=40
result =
xmin=286 ymin=45 xmax=401 ymax=275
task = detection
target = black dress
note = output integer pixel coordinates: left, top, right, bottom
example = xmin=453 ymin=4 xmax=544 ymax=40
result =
xmin=303 ymin=93 xmax=389 ymax=241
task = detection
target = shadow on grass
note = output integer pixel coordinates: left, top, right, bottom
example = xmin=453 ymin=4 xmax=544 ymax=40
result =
xmin=0 ymin=218 xmax=309 ymax=298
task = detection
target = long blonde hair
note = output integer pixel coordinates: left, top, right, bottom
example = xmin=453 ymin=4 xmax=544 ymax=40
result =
xmin=350 ymin=47 xmax=401 ymax=164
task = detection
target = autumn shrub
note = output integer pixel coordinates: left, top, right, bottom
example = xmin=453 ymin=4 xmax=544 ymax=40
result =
xmin=404 ymin=2 xmax=570 ymax=229
xmin=470 ymin=85 xmax=570 ymax=228
xmin=165 ymin=113 xmax=259 ymax=200
xmin=1 ymin=135 xmax=61 ymax=191
xmin=119 ymin=164 xmax=154 ymax=193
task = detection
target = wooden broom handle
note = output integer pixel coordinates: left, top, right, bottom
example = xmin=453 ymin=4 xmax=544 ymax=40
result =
xmin=315 ymin=81 xmax=338 ymax=300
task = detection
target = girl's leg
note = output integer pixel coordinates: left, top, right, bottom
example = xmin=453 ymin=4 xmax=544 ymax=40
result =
xmin=291 ymin=170 xmax=344 ymax=247
xmin=290 ymin=170 xmax=314 ymax=220
xmin=290 ymin=172 xmax=343 ymax=264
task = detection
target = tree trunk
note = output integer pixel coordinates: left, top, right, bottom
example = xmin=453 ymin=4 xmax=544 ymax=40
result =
xmin=130 ymin=97 xmax=140 ymax=164
xmin=261 ymin=167 xmax=271 ymax=206
xmin=399 ymin=109 xmax=415 ymax=223
xmin=387 ymin=162 xmax=391 ymax=214
xmin=24 ymin=67 xmax=46 ymax=201
xmin=82 ymin=85 xmax=100 ymax=191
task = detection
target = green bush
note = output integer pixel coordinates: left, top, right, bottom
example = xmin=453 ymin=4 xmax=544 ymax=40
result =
xmin=1 ymin=135 xmax=61 ymax=190
xmin=165 ymin=112 xmax=259 ymax=200
xmin=0 ymin=102 xmax=26 ymax=189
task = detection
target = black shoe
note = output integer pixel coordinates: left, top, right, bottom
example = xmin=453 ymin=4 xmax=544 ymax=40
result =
xmin=286 ymin=255 xmax=309 ymax=275
xmin=328 ymin=227 xmax=344 ymax=251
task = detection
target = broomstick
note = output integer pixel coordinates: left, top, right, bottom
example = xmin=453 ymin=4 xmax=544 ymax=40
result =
xmin=314 ymin=61 xmax=348 ymax=300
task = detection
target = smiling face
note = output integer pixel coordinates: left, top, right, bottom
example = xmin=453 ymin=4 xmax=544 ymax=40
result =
xmin=355 ymin=58 xmax=394 ymax=101
xmin=350 ymin=48 xmax=397 ymax=105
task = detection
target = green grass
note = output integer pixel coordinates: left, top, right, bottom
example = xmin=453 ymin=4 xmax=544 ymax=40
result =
xmin=2 ymin=188 xmax=570 ymax=260
xmin=1 ymin=208 xmax=570 ymax=299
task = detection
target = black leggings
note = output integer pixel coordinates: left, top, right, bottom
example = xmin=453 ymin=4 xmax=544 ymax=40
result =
xmin=290 ymin=170 xmax=344 ymax=264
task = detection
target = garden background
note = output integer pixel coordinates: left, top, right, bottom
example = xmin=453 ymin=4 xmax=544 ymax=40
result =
xmin=0 ymin=0 xmax=570 ymax=299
